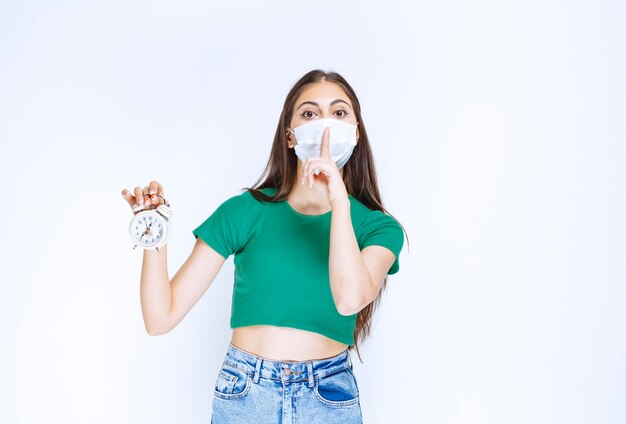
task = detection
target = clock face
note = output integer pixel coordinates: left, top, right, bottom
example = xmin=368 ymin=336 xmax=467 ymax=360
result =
xmin=130 ymin=212 xmax=165 ymax=247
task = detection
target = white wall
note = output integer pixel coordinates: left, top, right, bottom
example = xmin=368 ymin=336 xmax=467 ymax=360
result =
xmin=1 ymin=0 xmax=624 ymax=423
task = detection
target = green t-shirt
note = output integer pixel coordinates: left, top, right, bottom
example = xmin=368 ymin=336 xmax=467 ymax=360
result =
xmin=192 ymin=187 xmax=404 ymax=346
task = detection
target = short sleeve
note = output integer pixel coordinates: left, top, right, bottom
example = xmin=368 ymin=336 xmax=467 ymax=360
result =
xmin=358 ymin=210 xmax=404 ymax=275
xmin=191 ymin=193 xmax=251 ymax=259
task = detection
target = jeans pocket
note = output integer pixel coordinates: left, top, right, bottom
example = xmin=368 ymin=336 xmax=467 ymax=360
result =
xmin=314 ymin=367 xmax=360 ymax=407
xmin=213 ymin=361 xmax=252 ymax=400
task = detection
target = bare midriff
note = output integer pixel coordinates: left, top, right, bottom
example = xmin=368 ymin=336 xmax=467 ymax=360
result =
xmin=231 ymin=325 xmax=350 ymax=362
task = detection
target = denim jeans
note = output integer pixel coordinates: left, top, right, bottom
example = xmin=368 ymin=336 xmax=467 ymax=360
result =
xmin=211 ymin=342 xmax=363 ymax=423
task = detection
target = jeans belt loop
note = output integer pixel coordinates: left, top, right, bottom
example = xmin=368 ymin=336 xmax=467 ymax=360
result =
xmin=307 ymin=361 xmax=314 ymax=387
xmin=253 ymin=357 xmax=262 ymax=384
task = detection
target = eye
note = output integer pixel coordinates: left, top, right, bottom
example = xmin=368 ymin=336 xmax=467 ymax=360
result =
xmin=335 ymin=109 xmax=349 ymax=118
xmin=300 ymin=110 xmax=317 ymax=119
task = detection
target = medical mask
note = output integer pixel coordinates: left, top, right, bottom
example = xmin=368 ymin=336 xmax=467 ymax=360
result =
xmin=288 ymin=118 xmax=358 ymax=169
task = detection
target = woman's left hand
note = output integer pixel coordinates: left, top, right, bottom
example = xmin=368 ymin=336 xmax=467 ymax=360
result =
xmin=301 ymin=127 xmax=349 ymax=207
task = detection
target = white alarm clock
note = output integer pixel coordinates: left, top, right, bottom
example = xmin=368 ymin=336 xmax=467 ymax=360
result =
xmin=129 ymin=195 xmax=172 ymax=252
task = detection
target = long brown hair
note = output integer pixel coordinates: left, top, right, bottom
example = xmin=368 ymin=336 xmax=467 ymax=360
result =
xmin=242 ymin=69 xmax=408 ymax=363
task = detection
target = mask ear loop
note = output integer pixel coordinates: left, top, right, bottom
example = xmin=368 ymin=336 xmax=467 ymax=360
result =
xmin=287 ymin=127 xmax=297 ymax=150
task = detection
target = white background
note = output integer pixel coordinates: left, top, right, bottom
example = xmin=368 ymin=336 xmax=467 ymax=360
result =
xmin=1 ymin=0 xmax=625 ymax=423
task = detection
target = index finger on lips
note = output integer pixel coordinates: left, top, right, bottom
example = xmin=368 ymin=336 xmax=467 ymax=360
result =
xmin=321 ymin=127 xmax=331 ymax=159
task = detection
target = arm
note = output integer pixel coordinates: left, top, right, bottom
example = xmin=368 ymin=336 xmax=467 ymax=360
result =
xmin=140 ymin=238 xmax=226 ymax=335
xmin=328 ymin=199 xmax=397 ymax=316
xmin=301 ymin=128 xmax=398 ymax=316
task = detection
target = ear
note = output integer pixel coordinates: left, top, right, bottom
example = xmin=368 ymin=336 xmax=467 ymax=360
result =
xmin=286 ymin=130 xmax=296 ymax=148
xmin=356 ymin=122 xmax=360 ymax=143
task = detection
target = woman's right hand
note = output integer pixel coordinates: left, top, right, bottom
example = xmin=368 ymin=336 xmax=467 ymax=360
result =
xmin=121 ymin=180 xmax=165 ymax=214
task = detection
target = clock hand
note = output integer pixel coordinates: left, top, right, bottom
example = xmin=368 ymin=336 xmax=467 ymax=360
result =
xmin=140 ymin=219 xmax=152 ymax=237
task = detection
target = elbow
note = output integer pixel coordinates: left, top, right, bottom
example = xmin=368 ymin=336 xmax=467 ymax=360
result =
xmin=336 ymin=300 xmax=361 ymax=316
xmin=145 ymin=323 xmax=170 ymax=336
xmin=337 ymin=303 xmax=362 ymax=316
xmin=337 ymin=305 xmax=355 ymax=316
xmin=334 ymin=287 xmax=359 ymax=316
xmin=334 ymin=277 xmax=371 ymax=316
xmin=144 ymin=311 xmax=174 ymax=336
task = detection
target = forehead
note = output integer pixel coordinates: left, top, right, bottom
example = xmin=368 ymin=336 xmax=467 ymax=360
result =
xmin=296 ymin=82 xmax=352 ymax=106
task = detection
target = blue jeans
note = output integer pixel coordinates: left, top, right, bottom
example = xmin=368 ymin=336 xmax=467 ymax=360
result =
xmin=211 ymin=342 xmax=363 ymax=423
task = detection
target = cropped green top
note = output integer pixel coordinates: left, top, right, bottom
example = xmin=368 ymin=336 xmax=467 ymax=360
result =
xmin=192 ymin=187 xmax=404 ymax=346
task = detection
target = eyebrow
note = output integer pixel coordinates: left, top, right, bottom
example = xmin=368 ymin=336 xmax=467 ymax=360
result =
xmin=297 ymin=99 xmax=352 ymax=110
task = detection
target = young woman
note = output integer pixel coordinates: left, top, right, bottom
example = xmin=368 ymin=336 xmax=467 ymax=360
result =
xmin=121 ymin=69 xmax=407 ymax=423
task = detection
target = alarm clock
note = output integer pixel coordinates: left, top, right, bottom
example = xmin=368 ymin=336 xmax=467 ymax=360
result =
xmin=129 ymin=195 xmax=172 ymax=252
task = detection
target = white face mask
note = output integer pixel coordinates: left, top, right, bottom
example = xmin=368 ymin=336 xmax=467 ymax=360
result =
xmin=288 ymin=118 xmax=358 ymax=169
